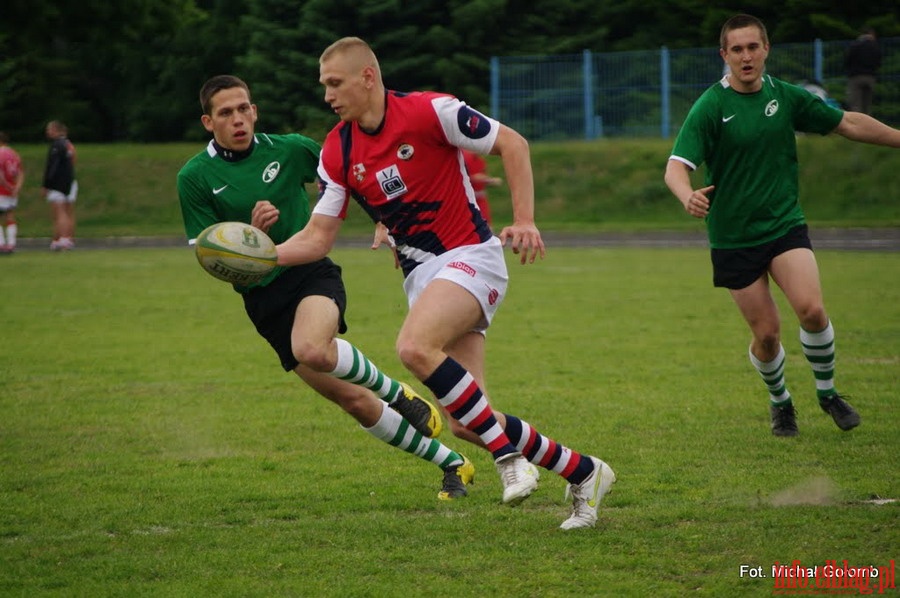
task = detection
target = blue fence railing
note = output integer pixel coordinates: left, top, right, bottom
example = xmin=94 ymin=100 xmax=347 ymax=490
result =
xmin=490 ymin=38 xmax=900 ymax=141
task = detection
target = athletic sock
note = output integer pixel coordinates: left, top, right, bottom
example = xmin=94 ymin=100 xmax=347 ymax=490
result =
xmin=749 ymin=344 xmax=792 ymax=405
xmin=423 ymin=357 xmax=517 ymax=461
xmin=5 ymin=222 xmax=16 ymax=247
xmin=363 ymin=403 xmax=463 ymax=469
xmin=800 ymin=321 xmax=837 ymax=398
xmin=503 ymin=413 xmax=594 ymax=485
xmin=0 ymin=227 xmax=5 ymax=246
xmin=331 ymin=338 xmax=403 ymax=403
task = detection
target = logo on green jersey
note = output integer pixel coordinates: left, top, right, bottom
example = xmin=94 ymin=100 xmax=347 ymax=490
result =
xmin=263 ymin=161 xmax=280 ymax=183
xmin=765 ymin=100 xmax=779 ymax=117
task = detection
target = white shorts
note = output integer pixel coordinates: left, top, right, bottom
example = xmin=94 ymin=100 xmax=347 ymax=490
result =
xmin=402 ymin=236 xmax=509 ymax=332
xmin=46 ymin=180 xmax=78 ymax=203
xmin=0 ymin=195 xmax=17 ymax=211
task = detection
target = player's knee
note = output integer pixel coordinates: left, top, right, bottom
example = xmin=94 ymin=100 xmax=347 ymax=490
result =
xmin=755 ymin=331 xmax=781 ymax=356
xmin=293 ymin=340 xmax=333 ymax=372
xmin=797 ymin=304 xmax=828 ymax=331
xmin=395 ymin=336 xmax=432 ymax=374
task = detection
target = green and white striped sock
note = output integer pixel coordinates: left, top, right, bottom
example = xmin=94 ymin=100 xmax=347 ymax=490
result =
xmin=364 ymin=405 xmax=463 ymax=470
xmin=800 ymin=321 xmax=837 ymax=399
xmin=749 ymin=344 xmax=792 ymax=405
xmin=331 ymin=338 xmax=402 ymax=403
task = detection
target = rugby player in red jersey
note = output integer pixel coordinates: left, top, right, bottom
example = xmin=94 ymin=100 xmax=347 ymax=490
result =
xmin=268 ymin=37 xmax=616 ymax=529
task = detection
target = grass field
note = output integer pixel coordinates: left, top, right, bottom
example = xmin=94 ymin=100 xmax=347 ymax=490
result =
xmin=2 ymin=245 xmax=897 ymax=596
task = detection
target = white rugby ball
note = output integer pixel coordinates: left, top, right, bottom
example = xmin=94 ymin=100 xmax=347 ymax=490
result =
xmin=195 ymin=222 xmax=277 ymax=285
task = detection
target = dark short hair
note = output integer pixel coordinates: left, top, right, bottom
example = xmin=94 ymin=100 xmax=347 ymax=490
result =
xmin=199 ymin=75 xmax=251 ymax=115
xmin=720 ymin=14 xmax=769 ymax=49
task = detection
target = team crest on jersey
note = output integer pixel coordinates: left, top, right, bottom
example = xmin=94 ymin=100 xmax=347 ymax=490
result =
xmin=376 ymin=166 xmax=407 ymax=200
xmin=397 ymin=144 xmax=414 ymax=160
xmin=262 ymin=161 xmax=280 ymax=183
xmin=352 ymin=163 xmax=366 ymax=182
xmin=765 ymin=100 xmax=779 ymax=117
xmin=457 ymin=106 xmax=491 ymax=139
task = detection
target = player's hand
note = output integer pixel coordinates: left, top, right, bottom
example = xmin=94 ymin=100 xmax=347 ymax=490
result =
xmin=499 ymin=222 xmax=546 ymax=265
xmin=683 ymin=185 xmax=714 ymax=218
xmin=371 ymin=222 xmax=400 ymax=269
xmin=251 ymin=201 xmax=280 ymax=232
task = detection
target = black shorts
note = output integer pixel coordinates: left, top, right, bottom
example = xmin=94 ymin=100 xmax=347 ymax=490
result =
xmin=242 ymin=258 xmax=348 ymax=371
xmin=711 ymin=225 xmax=813 ymax=290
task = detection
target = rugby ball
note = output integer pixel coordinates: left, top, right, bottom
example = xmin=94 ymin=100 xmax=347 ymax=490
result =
xmin=195 ymin=222 xmax=277 ymax=285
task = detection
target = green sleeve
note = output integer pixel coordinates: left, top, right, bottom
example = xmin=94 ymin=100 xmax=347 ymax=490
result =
xmin=291 ymin=134 xmax=322 ymax=184
xmin=789 ymin=83 xmax=844 ymax=135
xmin=177 ymin=163 xmax=218 ymax=241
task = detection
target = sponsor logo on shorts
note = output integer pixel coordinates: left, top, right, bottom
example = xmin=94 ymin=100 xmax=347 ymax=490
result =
xmin=448 ymin=261 xmax=476 ymax=277
xmin=488 ymin=288 xmax=499 ymax=305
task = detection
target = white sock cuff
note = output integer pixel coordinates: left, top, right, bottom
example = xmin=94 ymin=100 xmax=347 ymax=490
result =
xmin=332 ymin=338 xmax=356 ymax=378
xmin=362 ymin=403 xmax=400 ymax=440
xmin=800 ymin=320 xmax=834 ymax=346
xmin=749 ymin=344 xmax=785 ymax=373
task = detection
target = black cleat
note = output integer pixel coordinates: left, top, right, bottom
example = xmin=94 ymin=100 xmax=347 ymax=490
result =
xmin=818 ymin=394 xmax=860 ymax=431
xmin=770 ymin=403 xmax=799 ymax=437
xmin=438 ymin=456 xmax=475 ymax=500
xmin=389 ymin=383 xmax=443 ymax=438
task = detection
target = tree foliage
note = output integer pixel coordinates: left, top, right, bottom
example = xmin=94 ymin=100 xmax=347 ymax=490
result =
xmin=0 ymin=0 xmax=897 ymax=142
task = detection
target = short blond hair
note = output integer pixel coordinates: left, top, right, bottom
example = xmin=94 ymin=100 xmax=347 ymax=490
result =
xmin=320 ymin=37 xmax=381 ymax=78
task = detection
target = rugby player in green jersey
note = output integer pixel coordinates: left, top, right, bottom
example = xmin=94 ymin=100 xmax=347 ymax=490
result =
xmin=665 ymin=14 xmax=900 ymax=436
xmin=177 ymin=75 xmax=473 ymax=499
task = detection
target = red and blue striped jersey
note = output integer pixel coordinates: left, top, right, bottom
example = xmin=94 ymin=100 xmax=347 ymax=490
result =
xmin=315 ymin=91 xmax=499 ymax=277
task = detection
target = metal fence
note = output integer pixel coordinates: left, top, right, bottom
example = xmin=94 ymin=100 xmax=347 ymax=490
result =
xmin=490 ymin=38 xmax=900 ymax=140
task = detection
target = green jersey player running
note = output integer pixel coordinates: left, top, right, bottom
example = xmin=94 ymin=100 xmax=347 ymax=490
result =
xmin=177 ymin=75 xmax=473 ymax=499
xmin=665 ymin=14 xmax=900 ymax=437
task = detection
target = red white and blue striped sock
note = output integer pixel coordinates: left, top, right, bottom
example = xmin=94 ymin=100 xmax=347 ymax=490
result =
xmin=502 ymin=414 xmax=594 ymax=485
xmin=423 ymin=357 xmax=517 ymax=461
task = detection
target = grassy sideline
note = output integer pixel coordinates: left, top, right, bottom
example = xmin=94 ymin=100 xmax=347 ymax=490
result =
xmin=1 ymin=246 xmax=898 ymax=596
xmin=8 ymin=136 xmax=900 ymax=240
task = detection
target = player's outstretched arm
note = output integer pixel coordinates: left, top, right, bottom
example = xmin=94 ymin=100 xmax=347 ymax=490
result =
xmin=276 ymin=213 xmax=342 ymax=267
xmin=834 ymin=111 xmax=900 ymax=148
xmin=493 ymin=124 xmax=545 ymax=264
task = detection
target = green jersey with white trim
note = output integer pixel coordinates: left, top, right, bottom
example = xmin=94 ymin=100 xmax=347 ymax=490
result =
xmin=177 ymin=133 xmax=320 ymax=289
xmin=670 ymin=75 xmax=843 ymax=248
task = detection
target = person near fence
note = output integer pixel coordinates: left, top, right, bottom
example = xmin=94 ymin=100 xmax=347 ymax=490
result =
xmin=664 ymin=13 xmax=900 ymax=436
xmin=177 ymin=75 xmax=476 ymax=501
xmin=0 ymin=132 xmax=24 ymax=254
xmin=271 ymin=37 xmax=616 ymax=529
xmin=844 ymin=27 xmax=881 ymax=115
xmin=462 ymin=149 xmax=502 ymax=227
xmin=43 ymin=120 xmax=78 ymax=251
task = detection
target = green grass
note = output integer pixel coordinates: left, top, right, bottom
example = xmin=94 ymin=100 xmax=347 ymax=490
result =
xmin=9 ymin=136 xmax=900 ymax=240
xmin=2 ymin=246 xmax=898 ymax=596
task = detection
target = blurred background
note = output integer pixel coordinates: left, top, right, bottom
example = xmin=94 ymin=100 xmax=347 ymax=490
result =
xmin=1 ymin=0 xmax=898 ymax=143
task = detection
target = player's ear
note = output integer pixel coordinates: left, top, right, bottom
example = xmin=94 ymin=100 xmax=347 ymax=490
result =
xmin=362 ymin=65 xmax=376 ymax=89
xmin=201 ymin=114 xmax=214 ymax=132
